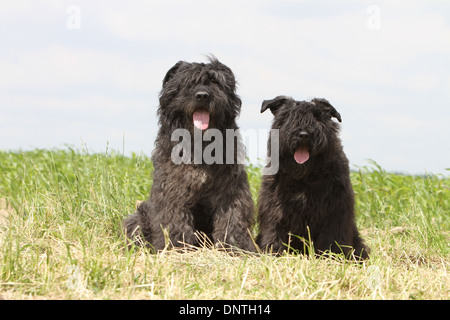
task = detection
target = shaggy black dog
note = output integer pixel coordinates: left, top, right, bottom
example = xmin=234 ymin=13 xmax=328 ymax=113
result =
xmin=122 ymin=57 xmax=255 ymax=253
xmin=257 ymin=96 xmax=370 ymax=260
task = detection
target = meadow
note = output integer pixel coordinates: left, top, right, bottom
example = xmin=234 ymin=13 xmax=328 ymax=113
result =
xmin=0 ymin=148 xmax=448 ymax=300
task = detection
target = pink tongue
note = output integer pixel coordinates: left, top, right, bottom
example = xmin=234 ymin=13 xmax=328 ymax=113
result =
xmin=193 ymin=111 xmax=210 ymax=130
xmin=294 ymin=146 xmax=310 ymax=164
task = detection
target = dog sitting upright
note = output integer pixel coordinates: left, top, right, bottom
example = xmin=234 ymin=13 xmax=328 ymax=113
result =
xmin=257 ymin=96 xmax=370 ymax=260
xmin=123 ymin=57 xmax=255 ymax=252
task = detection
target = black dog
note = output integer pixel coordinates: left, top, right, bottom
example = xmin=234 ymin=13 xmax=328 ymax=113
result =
xmin=123 ymin=57 xmax=255 ymax=252
xmin=257 ymin=96 xmax=370 ymax=260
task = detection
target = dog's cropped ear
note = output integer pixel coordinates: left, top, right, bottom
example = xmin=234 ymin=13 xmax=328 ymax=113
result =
xmin=261 ymin=96 xmax=291 ymax=115
xmin=312 ymin=98 xmax=342 ymax=122
xmin=162 ymin=61 xmax=186 ymax=86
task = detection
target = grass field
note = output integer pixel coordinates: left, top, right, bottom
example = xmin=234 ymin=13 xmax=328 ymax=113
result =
xmin=0 ymin=148 xmax=448 ymax=300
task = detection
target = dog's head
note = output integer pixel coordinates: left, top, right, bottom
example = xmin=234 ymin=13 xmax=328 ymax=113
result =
xmin=158 ymin=56 xmax=242 ymax=131
xmin=261 ymin=96 xmax=342 ymax=173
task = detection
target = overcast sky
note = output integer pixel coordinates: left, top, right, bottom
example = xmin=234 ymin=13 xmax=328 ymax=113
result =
xmin=1 ymin=0 xmax=449 ymax=175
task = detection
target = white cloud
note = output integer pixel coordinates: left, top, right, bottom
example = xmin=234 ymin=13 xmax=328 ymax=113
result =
xmin=99 ymin=0 xmax=272 ymax=44
xmin=0 ymin=45 xmax=160 ymax=92
xmin=366 ymin=113 xmax=444 ymax=135
xmin=0 ymin=92 xmax=150 ymax=115
xmin=3 ymin=2 xmax=448 ymax=96
xmin=0 ymin=0 xmax=449 ymax=174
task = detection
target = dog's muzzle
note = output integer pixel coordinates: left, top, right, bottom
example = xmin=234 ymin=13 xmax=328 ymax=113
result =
xmin=293 ymin=131 xmax=310 ymax=164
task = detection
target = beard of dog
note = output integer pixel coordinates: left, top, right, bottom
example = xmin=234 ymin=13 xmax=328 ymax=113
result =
xmin=155 ymin=58 xmax=244 ymax=166
xmin=158 ymin=58 xmax=242 ymax=136
xmin=269 ymin=103 xmax=342 ymax=179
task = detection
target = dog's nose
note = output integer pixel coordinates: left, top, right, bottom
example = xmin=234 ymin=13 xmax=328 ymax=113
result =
xmin=299 ymin=131 xmax=309 ymax=139
xmin=195 ymin=91 xmax=210 ymax=101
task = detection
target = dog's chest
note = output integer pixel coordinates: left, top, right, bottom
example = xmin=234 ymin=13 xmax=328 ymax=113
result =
xmin=185 ymin=166 xmax=209 ymax=188
xmin=289 ymin=191 xmax=308 ymax=212
xmin=290 ymin=192 xmax=307 ymax=208
xmin=275 ymin=184 xmax=308 ymax=211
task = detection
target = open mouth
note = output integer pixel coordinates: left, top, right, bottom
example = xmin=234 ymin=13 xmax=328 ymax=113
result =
xmin=294 ymin=145 xmax=310 ymax=164
xmin=193 ymin=110 xmax=210 ymax=130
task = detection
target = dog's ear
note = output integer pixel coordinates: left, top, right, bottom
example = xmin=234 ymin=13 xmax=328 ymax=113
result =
xmin=162 ymin=61 xmax=186 ymax=86
xmin=312 ymin=98 xmax=342 ymax=122
xmin=261 ymin=96 xmax=291 ymax=115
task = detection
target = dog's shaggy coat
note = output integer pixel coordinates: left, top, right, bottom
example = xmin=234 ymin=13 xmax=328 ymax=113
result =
xmin=257 ymin=96 xmax=370 ymax=259
xmin=122 ymin=57 xmax=255 ymax=252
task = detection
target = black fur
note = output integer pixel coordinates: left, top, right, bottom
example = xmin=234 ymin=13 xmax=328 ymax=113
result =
xmin=122 ymin=57 xmax=255 ymax=253
xmin=257 ymin=96 xmax=370 ymax=260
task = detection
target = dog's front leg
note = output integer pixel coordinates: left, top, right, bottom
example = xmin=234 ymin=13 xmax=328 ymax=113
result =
xmin=210 ymin=194 xmax=255 ymax=252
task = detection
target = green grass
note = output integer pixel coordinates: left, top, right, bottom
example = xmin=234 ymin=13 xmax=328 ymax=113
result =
xmin=0 ymin=149 xmax=448 ymax=299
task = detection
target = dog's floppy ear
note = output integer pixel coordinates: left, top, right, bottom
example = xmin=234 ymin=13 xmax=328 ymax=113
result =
xmin=261 ymin=96 xmax=291 ymax=115
xmin=162 ymin=61 xmax=186 ymax=86
xmin=312 ymin=98 xmax=342 ymax=122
